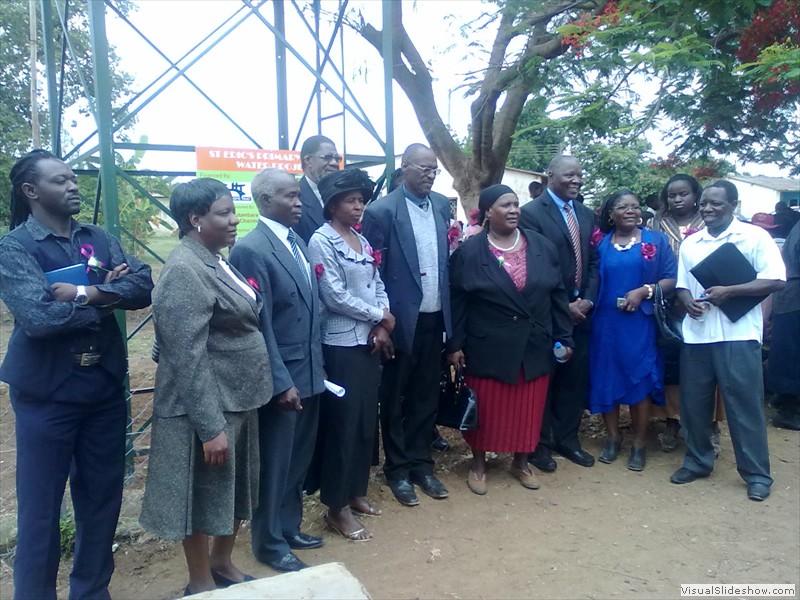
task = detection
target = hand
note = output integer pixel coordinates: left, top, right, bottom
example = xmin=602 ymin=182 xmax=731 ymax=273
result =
xmin=620 ymin=287 xmax=649 ymax=312
xmin=701 ymin=286 xmax=733 ymax=306
xmin=104 ymin=263 xmax=130 ymax=283
xmin=559 ymin=346 xmax=574 ymax=362
xmin=380 ymin=308 xmax=396 ymax=334
xmin=576 ymin=298 xmax=593 ymax=315
xmin=568 ymin=300 xmax=587 ymax=324
xmin=50 ymin=282 xmax=78 ymax=302
xmin=276 ymin=387 xmax=303 ymax=412
xmin=369 ymin=325 xmax=395 ymax=360
xmin=448 ymin=350 xmax=466 ymax=369
xmin=202 ymin=431 xmax=229 ymax=466
xmin=680 ymin=295 xmax=707 ymax=319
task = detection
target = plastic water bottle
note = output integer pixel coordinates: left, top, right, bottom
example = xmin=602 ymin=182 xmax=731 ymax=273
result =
xmin=553 ymin=342 xmax=569 ymax=363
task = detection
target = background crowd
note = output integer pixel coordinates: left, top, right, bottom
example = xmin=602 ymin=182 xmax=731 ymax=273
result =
xmin=0 ymin=143 xmax=795 ymax=598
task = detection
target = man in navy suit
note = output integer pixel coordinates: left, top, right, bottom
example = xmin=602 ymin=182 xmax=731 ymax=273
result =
xmin=362 ymin=143 xmax=453 ymax=507
xmin=229 ymin=168 xmax=325 ymax=572
xmin=519 ymin=155 xmax=599 ymax=471
xmin=294 ymin=135 xmax=341 ymax=243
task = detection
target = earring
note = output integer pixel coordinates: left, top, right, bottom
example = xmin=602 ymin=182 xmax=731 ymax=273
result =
xmin=608 ymin=217 xmax=614 ymax=225
xmin=637 ymin=217 xmax=643 ymax=225
xmin=197 ymin=225 xmax=202 ymax=233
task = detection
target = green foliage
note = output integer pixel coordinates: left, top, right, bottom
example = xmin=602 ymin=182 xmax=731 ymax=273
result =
xmin=59 ymin=514 xmax=76 ymax=556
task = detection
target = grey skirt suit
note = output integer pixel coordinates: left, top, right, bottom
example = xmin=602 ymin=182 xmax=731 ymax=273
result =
xmin=140 ymin=238 xmax=273 ymax=540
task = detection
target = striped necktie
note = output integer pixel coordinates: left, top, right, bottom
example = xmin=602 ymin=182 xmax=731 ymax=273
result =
xmin=564 ymin=203 xmax=583 ymax=291
xmin=287 ymin=229 xmax=310 ymax=289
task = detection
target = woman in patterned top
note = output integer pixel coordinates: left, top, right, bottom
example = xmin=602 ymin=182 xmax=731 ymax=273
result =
xmin=306 ymin=169 xmax=395 ymax=542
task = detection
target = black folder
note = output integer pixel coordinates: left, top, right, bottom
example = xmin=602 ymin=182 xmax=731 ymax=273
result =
xmin=689 ymin=242 xmax=766 ymax=322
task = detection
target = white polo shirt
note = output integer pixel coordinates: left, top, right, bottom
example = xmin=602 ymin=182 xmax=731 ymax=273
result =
xmin=677 ymin=218 xmax=785 ymax=344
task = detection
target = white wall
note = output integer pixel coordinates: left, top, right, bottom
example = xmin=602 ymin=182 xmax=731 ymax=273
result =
xmin=727 ymin=178 xmax=781 ymax=219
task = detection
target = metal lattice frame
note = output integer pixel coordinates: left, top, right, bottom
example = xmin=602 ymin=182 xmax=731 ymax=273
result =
xmin=40 ymin=0 xmax=396 ymax=473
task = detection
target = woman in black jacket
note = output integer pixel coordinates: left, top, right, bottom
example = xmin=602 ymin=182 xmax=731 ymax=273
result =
xmin=447 ymin=185 xmax=573 ymax=495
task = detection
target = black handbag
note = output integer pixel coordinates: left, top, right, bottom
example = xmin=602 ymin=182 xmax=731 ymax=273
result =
xmin=436 ymin=361 xmax=479 ymax=432
xmin=654 ymin=283 xmax=683 ymax=348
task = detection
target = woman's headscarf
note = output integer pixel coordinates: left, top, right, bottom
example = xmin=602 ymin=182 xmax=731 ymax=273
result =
xmin=478 ymin=184 xmax=515 ymax=226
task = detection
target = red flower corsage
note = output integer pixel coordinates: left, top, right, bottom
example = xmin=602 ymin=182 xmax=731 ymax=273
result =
xmin=641 ymin=242 xmax=657 ymax=261
xmin=683 ymin=227 xmax=700 ymax=237
xmin=590 ymin=227 xmax=604 ymax=247
xmin=246 ymin=277 xmax=259 ymax=292
xmin=314 ymin=264 xmax=325 ymax=280
xmin=353 ymin=222 xmax=363 ymax=233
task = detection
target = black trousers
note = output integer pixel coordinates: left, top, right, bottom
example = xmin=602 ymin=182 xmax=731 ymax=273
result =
xmin=380 ymin=311 xmax=444 ymax=481
xmin=11 ymin=368 xmax=125 ymax=600
xmin=251 ymin=393 xmax=319 ymax=562
xmin=680 ymin=341 xmax=772 ymax=486
xmin=539 ymin=321 xmax=590 ymax=451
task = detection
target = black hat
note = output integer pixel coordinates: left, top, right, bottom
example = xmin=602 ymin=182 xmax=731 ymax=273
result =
xmin=478 ymin=184 xmax=515 ymax=224
xmin=318 ymin=168 xmax=375 ymax=209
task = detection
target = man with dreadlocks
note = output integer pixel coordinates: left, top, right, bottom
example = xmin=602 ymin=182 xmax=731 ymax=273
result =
xmin=0 ymin=150 xmax=153 ymax=599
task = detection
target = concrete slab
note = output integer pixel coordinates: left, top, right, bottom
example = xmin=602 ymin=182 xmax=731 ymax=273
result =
xmin=186 ymin=562 xmax=371 ymax=599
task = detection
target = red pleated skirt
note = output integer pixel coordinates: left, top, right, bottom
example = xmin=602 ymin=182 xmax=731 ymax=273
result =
xmin=462 ymin=371 xmax=549 ymax=453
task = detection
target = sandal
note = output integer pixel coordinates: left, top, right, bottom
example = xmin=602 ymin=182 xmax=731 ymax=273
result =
xmin=323 ymin=513 xmax=372 ymax=542
xmin=466 ymin=470 xmax=487 ymax=495
xmin=350 ymin=500 xmax=383 ymax=517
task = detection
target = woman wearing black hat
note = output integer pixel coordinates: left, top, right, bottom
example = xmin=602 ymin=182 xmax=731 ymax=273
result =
xmin=306 ymin=169 xmax=395 ymax=541
xmin=447 ymin=185 xmax=574 ymax=494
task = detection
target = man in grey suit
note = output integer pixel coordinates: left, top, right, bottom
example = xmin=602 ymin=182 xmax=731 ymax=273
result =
xmin=294 ymin=135 xmax=341 ymax=243
xmin=229 ymin=168 xmax=325 ymax=572
xmin=362 ymin=143 xmax=452 ymax=507
xmin=519 ymin=155 xmax=599 ymax=472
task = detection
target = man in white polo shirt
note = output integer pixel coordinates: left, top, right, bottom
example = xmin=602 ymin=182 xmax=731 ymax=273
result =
xmin=670 ymin=180 xmax=785 ymax=501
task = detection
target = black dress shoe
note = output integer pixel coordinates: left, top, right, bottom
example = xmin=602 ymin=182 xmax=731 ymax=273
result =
xmin=410 ymin=474 xmax=449 ymax=499
xmin=747 ymin=482 xmax=770 ymax=501
xmin=669 ymin=467 xmax=710 ymax=484
xmin=598 ymin=439 xmax=621 ymax=464
xmin=554 ymin=445 xmax=595 ymax=467
xmin=387 ymin=477 xmax=420 ymax=506
xmin=262 ymin=552 xmax=308 ymax=572
xmin=431 ymin=435 xmax=450 ymax=451
xmin=528 ymin=445 xmax=557 ymax=472
xmin=627 ymin=447 xmax=646 ymax=471
xmin=285 ymin=532 xmax=324 ymax=550
xmin=210 ymin=570 xmax=256 ymax=588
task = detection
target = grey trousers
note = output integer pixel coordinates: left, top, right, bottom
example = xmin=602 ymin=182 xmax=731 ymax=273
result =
xmin=679 ymin=341 xmax=772 ymax=487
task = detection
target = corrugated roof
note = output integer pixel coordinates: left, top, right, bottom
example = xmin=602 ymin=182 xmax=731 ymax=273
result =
xmin=728 ymin=176 xmax=800 ymax=192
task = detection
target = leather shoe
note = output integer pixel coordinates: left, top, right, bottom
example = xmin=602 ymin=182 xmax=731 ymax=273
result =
xmin=285 ymin=532 xmax=324 ymax=550
xmin=410 ymin=473 xmax=449 ymax=499
xmin=669 ymin=467 xmax=710 ymax=484
xmin=210 ymin=570 xmax=256 ymax=588
xmin=627 ymin=447 xmax=646 ymax=471
xmin=554 ymin=444 xmax=595 ymax=467
xmin=387 ymin=477 xmax=420 ymax=506
xmin=747 ymin=482 xmax=770 ymax=501
xmin=528 ymin=445 xmax=557 ymax=472
xmin=262 ymin=552 xmax=308 ymax=572
xmin=598 ymin=439 xmax=621 ymax=464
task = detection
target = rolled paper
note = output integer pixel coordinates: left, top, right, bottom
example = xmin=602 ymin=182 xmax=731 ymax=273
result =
xmin=324 ymin=379 xmax=346 ymax=398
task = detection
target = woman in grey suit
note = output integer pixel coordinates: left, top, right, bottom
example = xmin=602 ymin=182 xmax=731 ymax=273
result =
xmin=140 ymin=179 xmax=273 ymax=594
xmin=307 ymin=169 xmax=395 ymax=542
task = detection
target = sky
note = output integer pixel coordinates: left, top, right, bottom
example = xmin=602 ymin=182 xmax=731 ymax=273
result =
xmin=60 ymin=0 xmax=790 ymax=189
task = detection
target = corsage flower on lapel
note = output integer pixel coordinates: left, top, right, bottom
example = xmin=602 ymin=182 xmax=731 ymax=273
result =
xmin=365 ymin=244 xmax=383 ymax=269
xmin=246 ymin=277 xmax=260 ymax=292
xmin=590 ymin=227 xmax=604 ymax=247
xmin=80 ymin=244 xmax=109 ymax=275
xmin=641 ymin=242 xmax=657 ymax=262
xmin=314 ymin=264 xmax=325 ymax=280
xmin=683 ymin=227 xmax=700 ymax=237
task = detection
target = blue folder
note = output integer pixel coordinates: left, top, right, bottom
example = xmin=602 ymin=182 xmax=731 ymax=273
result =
xmin=44 ymin=264 xmax=90 ymax=286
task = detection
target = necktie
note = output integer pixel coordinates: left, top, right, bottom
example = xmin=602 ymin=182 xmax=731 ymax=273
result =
xmin=564 ymin=204 xmax=583 ymax=291
xmin=287 ymin=229 xmax=311 ymax=289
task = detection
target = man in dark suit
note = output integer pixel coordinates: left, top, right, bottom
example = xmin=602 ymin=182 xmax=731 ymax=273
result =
xmin=519 ymin=155 xmax=599 ymax=471
xmin=362 ymin=143 xmax=452 ymax=507
xmin=229 ymin=168 xmax=325 ymax=572
xmin=294 ymin=135 xmax=341 ymax=243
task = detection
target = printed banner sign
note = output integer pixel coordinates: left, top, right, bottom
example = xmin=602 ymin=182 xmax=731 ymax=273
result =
xmin=196 ymin=147 xmax=303 ymax=182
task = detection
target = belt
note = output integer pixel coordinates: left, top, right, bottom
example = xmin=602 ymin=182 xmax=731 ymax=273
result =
xmin=73 ymin=352 xmax=102 ymax=367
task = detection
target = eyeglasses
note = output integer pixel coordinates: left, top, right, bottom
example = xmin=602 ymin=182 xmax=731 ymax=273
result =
xmin=405 ymin=163 xmax=441 ymax=177
xmin=313 ymin=153 xmax=342 ymax=163
xmin=612 ymin=204 xmax=642 ymax=212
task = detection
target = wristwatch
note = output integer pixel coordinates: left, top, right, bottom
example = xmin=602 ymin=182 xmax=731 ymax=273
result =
xmin=74 ymin=285 xmax=89 ymax=305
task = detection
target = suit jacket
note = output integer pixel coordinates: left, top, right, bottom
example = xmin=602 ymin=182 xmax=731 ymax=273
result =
xmin=152 ymin=237 xmax=273 ymax=442
xmin=519 ymin=192 xmax=600 ymax=304
xmin=229 ymin=220 xmax=325 ymax=399
xmin=362 ymin=187 xmax=452 ymax=354
xmin=447 ymin=229 xmax=573 ymax=384
xmin=294 ymin=176 xmax=325 ymax=244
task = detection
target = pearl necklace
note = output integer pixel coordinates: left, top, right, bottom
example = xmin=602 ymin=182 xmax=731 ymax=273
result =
xmin=488 ymin=229 xmax=520 ymax=252
xmin=612 ymin=234 xmax=637 ymax=251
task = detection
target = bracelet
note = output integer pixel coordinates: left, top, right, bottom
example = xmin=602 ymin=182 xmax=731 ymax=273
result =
xmin=643 ymin=284 xmax=653 ymax=300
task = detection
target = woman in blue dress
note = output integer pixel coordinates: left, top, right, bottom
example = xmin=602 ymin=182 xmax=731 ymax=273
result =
xmin=590 ymin=190 xmax=677 ymax=471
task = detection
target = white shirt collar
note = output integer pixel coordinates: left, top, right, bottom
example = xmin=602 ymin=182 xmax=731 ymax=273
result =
xmin=695 ymin=217 xmax=745 ymax=243
xmin=259 ymin=215 xmax=291 ymax=242
xmin=305 ymin=176 xmax=323 ymax=206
